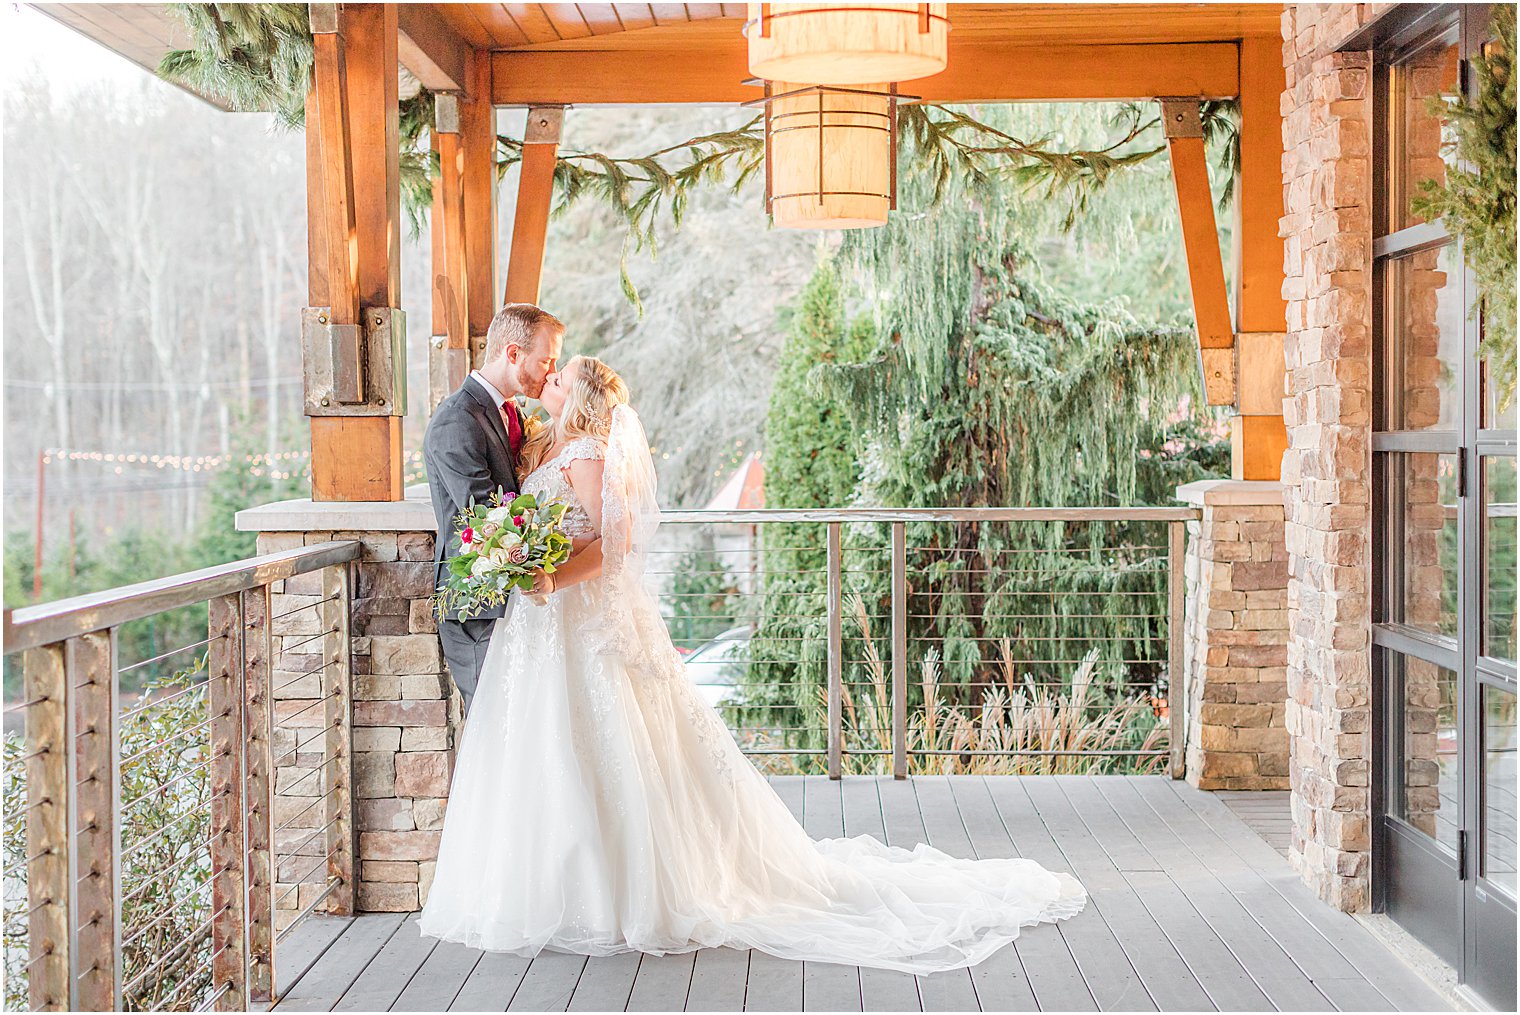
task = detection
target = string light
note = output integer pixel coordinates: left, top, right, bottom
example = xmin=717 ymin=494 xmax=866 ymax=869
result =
xmin=40 ymin=447 xmax=426 ymax=474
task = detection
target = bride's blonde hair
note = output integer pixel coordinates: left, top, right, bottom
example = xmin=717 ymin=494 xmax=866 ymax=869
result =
xmin=520 ymin=355 xmax=629 ymax=474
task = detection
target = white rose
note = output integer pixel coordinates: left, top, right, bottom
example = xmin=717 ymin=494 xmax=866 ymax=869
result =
xmin=487 ymin=547 xmax=513 ymax=568
xmin=470 ymin=556 xmax=495 ymax=578
xmin=485 ymin=506 xmax=512 ymax=526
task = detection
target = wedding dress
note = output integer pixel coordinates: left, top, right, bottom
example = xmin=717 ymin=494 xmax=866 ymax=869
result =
xmin=417 ymin=406 xmax=1085 ymax=972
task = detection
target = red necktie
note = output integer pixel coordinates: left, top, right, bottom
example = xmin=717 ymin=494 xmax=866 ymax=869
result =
xmin=501 ymin=402 xmax=523 ymax=457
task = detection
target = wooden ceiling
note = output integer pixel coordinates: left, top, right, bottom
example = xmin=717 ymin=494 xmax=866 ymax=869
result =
xmin=35 ymin=3 xmax=1287 ymax=108
xmin=432 ymin=3 xmax=1284 ymax=51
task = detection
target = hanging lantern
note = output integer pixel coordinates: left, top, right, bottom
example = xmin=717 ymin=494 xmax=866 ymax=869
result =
xmin=745 ymin=81 xmax=908 ymax=230
xmin=745 ymin=3 xmax=950 ymax=85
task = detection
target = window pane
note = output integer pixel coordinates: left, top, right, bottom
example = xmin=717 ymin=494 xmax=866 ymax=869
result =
xmin=1483 ymin=685 xmax=1517 ymax=895
xmin=1385 ymin=247 xmax=1464 ymax=431
xmin=1487 ymin=456 xmax=1518 ymax=660
xmin=1396 ymin=655 xmax=1460 ymax=850
xmin=1389 ymin=34 xmax=1462 ymax=231
xmin=1393 ymin=452 xmax=1460 ymax=636
xmin=1483 ymin=343 xmax=1518 ymax=431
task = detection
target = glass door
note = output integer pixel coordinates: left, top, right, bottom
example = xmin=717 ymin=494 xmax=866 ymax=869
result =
xmin=1372 ymin=7 xmax=1516 ymax=1008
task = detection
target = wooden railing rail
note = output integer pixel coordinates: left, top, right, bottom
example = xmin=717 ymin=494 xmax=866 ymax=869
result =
xmin=2 ymin=540 xmax=361 ymax=1012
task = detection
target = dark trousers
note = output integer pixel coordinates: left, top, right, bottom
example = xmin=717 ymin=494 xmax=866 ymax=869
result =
xmin=436 ymin=616 xmax=496 ymax=714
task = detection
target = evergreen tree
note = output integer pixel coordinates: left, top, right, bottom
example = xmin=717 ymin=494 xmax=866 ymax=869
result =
xmin=746 ymin=138 xmax=1231 ymax=770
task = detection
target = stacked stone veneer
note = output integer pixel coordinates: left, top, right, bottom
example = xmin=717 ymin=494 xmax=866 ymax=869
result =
xmin=243 ymin=494 xmax=455 ymax=929
xmin=1177 ymin=481 xmax=1291 ymax=791
xmin=1280 ymin=2 xmax=1379 ymax=912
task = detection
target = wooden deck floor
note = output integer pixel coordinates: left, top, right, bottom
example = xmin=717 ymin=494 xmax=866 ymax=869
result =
xmin=269 ymin=776 xmax=1451 ymax=1012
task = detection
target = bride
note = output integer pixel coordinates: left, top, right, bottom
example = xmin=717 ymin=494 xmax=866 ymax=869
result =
xmin=418 ymin=355 xmax=1085 ymax=972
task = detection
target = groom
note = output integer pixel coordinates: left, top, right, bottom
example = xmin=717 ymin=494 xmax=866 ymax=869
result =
xmin=424 ymin=302 xmax=565 ymax=713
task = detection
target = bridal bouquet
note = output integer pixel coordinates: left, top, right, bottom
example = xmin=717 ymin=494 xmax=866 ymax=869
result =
xmin=434 ymin=491 xmax=572 ymax=618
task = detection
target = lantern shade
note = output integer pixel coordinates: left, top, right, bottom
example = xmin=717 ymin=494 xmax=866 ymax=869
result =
xmin=766 ymin=82 xmax=895 ymax=230
xmin=746 ymin=3 xmax=949 ymax=85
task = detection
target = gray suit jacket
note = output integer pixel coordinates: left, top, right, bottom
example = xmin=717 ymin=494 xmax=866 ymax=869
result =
xmin=424 ymin=376 xmax=523 ymax=622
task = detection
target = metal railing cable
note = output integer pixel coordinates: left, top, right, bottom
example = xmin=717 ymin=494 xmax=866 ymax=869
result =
xmin=2 ymin=539 xmax=361 ymax=1012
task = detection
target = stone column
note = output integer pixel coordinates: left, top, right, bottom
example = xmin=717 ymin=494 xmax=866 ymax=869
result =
xmin=238 ymin=491 xmax=453 ymax=924
xmin=1177 ymin=481 xmax=1291 ymax=790
xmin=1280 ymin=3 xmax=1377 ymax=912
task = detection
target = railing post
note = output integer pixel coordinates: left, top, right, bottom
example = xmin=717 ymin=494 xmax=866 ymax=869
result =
xmin=321 ymin=564 xmax=356 ymax=914
xmin=242 ymin=586 xmax=275 ymax=1003
xmin=24 ymin=644 xmax=71 ymax=1011
xmin=67 ymin=630 xmax=119 ymax=1011
xmin=208 ymin=595 xmax=248 ymax=1010
xmin=826 ymin=523 xmax=843 ymax=780
xmin=1168 ymin=519 xmax=1187 ymax=780
xmin=890 ymin=522 xmax=907 ymax=780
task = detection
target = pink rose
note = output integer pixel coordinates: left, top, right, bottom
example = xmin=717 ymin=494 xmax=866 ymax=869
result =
xmin=507 ymin=543 xmax=530 ymax=565
xmin=460 ymin=527 xmax=475 ymax=547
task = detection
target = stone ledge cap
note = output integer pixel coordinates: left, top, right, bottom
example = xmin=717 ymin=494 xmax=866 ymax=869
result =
xmin=237 ymin=484 xmax=436 ymax=532
xmin=1175 ymin=479 xmax=1287 ymax=507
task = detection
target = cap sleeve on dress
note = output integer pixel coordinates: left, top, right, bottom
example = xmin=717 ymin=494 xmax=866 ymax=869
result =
xmin=556 ymin=436 xmax=607 ymax=469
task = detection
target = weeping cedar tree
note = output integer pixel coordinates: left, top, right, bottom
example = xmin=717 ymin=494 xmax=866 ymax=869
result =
xmin=745 ymin=168 xmax=1230 ymax=768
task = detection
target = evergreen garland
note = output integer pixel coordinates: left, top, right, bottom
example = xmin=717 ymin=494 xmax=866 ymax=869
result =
xmin=157 ymin=4 xmax=1237 ymax=262
xmin=1410 ymin=4 xmax=1517 ymax=407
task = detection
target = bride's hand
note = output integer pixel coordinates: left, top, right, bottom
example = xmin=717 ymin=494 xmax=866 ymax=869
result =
xmin=526 ymin=569 xmax=555 ymax=605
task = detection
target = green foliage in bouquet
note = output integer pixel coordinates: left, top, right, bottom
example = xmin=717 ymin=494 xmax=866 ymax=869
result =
xmin=434 ymin=492 xmax=572 ymax=619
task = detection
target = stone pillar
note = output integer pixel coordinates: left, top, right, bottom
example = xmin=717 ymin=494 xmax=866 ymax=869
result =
xmin=1177 ymin=481 xmax=1291 ymax=790
xmin=239 ymin=492 xmax=453 ymax=924
xmin=1280 ymin=3 xmax=1377 ymax=912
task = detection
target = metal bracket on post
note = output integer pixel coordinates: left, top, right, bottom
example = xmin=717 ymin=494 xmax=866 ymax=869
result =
xmin=433 ymin=92 xmax=461 ymax=135
xmin=1158 ymin=97 xmax=1204 ymax=139
xmin=427 ymin=335 xmax=472 ymax=415
xmin=301 ymin=306 xmax=407 ymax=417
xmin=1200 ymin=347 xmax=1236 ymax=406
xmin=524 ymin=106 xmax=565 ymax=144
xmin=307 ymin=3 xmax=338 ymax=34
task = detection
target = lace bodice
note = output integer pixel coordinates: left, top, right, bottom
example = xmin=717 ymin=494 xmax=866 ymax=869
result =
xmin=520 ymin=436 xmax=605 ymax=541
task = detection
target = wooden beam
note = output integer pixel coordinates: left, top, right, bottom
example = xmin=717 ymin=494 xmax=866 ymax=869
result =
xmin=504 ymin=107 xmax=563 ymax=306
xmin=309 ymin=34 xmax=358 ymax=324
xmin=306 ymin=4 xmax=406 ymax=502
xmin=435 ymin=99 xmax=469 ymax=347
xmin=1161 ymin=100 xmax=1235 ymax=383
xmin=1235 ymin=36 xmax=1287 ymax=335
xmin=1231 ymin=415 xmax=1289 ymax=482
xmin=1232 ymin=36 xmax=1288 ymax=481
xmin=461 ymin=49 xmax=499 ymax=363
xmin=345 ymin=3 xmax=401 ymax=311
xmin=491 ymin=41 xmax=1240 ymax=105
xmin=396 ymin=2 xmax=468 ymax=92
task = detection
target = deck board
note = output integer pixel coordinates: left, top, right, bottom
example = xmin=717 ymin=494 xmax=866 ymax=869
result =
xmin=271 ymin=777 xmax=1453 ymax=1012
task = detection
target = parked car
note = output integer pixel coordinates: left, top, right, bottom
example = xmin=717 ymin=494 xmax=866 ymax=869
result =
xmin=684 ymin=625 xmax=750 ymax=708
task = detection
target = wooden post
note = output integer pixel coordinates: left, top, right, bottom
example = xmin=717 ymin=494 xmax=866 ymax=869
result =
xmin=68 ymin=630 xmax=118 ymax=1011
xmin=890 ymin=522 xmax=907 ymax=780
xmin=24 ymin=644 xmax=70 ymax=1012
xmin=242 ymin=587 xmax=275 ymax=1003
xmin=461 ymin=50 xmax=499 ymax=366
xmin=503 ymin=107 xmax=564 ymax=305
xmin=306 ymin=3 xmax=405 ymax=502
xmin=1161 ymin=98 xmax=1235 ymax=397
xmin=1231 ymin=36 xmax=1290 ymax=481
xmin=207 ymin=596 xmax=248 ymax=1011
xmin=430 ymin=93 xmax=470 ymax=414
xmin=321 ymin=565 xmax=355 ymax=914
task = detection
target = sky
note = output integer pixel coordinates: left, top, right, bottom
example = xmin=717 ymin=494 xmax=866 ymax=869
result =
xmin=1 ymin=2 xmax=169 ymax=91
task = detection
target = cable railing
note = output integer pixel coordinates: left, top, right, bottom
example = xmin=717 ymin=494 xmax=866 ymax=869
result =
xmin=653 ymin=507 xmax=1195 ymax=779
xmin=1 ymin=503 xmax=1197 ymax=1009
xmin=2 ymin=540 xmax=361 ymax=1012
